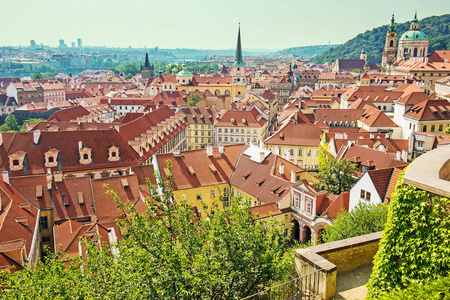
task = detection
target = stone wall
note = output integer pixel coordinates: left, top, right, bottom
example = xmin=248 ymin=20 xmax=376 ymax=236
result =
xmin=295 ymin=231 xmax=382 ymax=300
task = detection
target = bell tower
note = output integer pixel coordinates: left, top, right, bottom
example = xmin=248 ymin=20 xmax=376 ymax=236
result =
xmin=382 ymin=14 xmax=398 ymax=71
xmin=231 ymin=23 xmax=246 ymax=97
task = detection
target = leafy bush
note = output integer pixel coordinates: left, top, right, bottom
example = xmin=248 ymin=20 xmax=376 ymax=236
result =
xmin=322 ymin=202 xmax=388 ymax=243
xmin=376 ymin=275 xmax=450 ymax=300
xmin=366 ymin=173 xmax=450 ymax=298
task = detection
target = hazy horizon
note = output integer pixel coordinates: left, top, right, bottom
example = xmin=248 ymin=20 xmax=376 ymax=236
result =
xmin=2 ymin=0 xmax=449 ymax=49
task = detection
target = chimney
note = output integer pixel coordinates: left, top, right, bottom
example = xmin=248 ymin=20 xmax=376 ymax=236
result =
xmin=379 ymin=144 xmax=385 ymax=152
xmin=385 ymin=133 xmax=390 ymax=139
xmin=78 ymin=141 xmax=83 ymax=150
xmin=46 ymin=169 xmax=52 ymax=190
xmin=396 ymin=151 xmax=401 ymax=161
xmin=285 ymin=150 xmax=291 ymax=161
xmin=401 ymin=150 xmax=408 ymax=162
xmin=108 ymin=98 xmax=111 ymax=104
xmin=259 ymin=151 xmax=265 ymax=163
xmin=54 ymin=171 xmax=63 ymax=183
xmin=220 ymin=108 xmax=225 ymax=117
xmin=291 ymin=170 xmax=296 ymax=182
xmin=278 ymin=162 xmax=284 ymax=175
xmin=259 ymin=140 xmax=264 ymax=148
xmin=33 ymin=130 xmax=41 ymax=145
xmin=206 ymin=144 xmax=213 ymax=157
xmin=218 ymin=144 xmax=224 ymax=155
xmin=3 ymin=170 xmax=9 ymax=185
xmin=370 ymin=133 xmax=374 ymax=139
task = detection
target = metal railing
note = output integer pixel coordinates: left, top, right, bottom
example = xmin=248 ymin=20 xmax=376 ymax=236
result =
xmin=241 ymin=270 xmax=321 ymax=300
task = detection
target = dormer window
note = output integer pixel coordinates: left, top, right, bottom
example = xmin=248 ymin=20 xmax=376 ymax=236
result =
xmin=9 ymin=151 xmax=26 ymax=171
xmin=230 ymin=118 xmax=235 ymax=123
xmin=44 ymin=148 xmax=59 ymax=168
xmin=108 ymin=146 xmax=120 ymax=162
xmin=79 ymin=147 xmax=92 ymax=165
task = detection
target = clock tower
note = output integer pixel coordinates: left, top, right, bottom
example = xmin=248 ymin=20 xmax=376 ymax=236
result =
xmin=382 ymin=14 xmax=398 ymax=72
xmin=231 ymin=24 xmax=246 ymax=97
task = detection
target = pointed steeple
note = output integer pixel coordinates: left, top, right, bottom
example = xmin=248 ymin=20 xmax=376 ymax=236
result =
xmin=144 ymin=53 xmax=150 ymax=68
xmin=234 ymin=23 xmax=244 ymax=66
xmin=389 ymin=14 xmax=397 ymax=32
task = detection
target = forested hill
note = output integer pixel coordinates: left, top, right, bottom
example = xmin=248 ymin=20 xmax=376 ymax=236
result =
xmin=271 ymin=44 xmax=340 ymax=58
xmin=311 ymin=14 xmax=450 ymax=64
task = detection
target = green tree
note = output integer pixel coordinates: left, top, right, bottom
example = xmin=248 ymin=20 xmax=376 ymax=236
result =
xmin=19 ymin=118 xmax=41 ymax=132
xmin=316 ymin=150 xmax=358 ymax=194
xmin=322 ymin=202 xmax=389 ymax=243
xmin=32 ymin=71 xmax=43 ymax=79
xmin=186 ymin=93 xmax=202 ymax=106
xmin=1 ymin=162 xmax=293 ymax=299
xmin=4 ymin=113 xmax=19 ymax=131
xmin=444 ymin=125 xmax=450 ymax=135
xmin=367 ymin=173 xmax=450 ymax=298
xmin=67 ymin=72 xmax=73 ymax=77
xmin=165 ymin=63 xmax=182 ymax=73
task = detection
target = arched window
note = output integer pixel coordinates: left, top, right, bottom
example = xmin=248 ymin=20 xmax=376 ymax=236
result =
xmin=215 ymin=89 xmax=220 ymax=96
xmin=413 ymin=48 xmax=418 ymax=57
xmin=389 ymin=40 xmax=394 ymax=47
xmin=224 ymin=90 xmax=230 ymax=96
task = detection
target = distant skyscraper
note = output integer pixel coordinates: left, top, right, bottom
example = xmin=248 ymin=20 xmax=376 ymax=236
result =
xmin=59 ymin=39 xmax=65 ymax=48
xmin=30 ymin=40 xmax=36 ymax=48
xmin=77 ymin=38 xmax=82 ymax=48
xmin=71 ymin=42 xmax=76 ymax=48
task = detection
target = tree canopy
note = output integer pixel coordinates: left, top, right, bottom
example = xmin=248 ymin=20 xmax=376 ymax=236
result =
xmin=321 ymin=202 xmax=388 ymax=243
xmin=0 ymin=162 xmax=294 ymax=299
xmin=186 ymin=94 xmax=202 ymax=106
xmin=316 ymin=149 xmax=358 ymax=194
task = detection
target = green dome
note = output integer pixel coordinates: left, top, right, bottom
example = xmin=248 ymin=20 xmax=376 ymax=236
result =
xmin=400 ymin=30 xmax=427 ymax=41
xmin=177 ymin=70 xmax=192 ymax=76
xmin=172 ymin=67 xmax=179 ymax=73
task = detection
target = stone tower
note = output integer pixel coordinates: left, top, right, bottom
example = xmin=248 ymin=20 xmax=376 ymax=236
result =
xmin=141 ymin=53 xmax=154 ymax=79
xmin=382 ymin=14 xmax=398 ymax=70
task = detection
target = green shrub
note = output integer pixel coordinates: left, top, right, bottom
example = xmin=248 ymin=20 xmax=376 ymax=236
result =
xmin=322 ymin=202 xmax=388 ymax=243
xmin=366 ymin=173 xmax=450 ymax=298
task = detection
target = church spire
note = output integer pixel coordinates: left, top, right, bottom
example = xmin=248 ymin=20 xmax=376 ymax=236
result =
xmin=144 ymin=53 xmax=150 ymax=68
xmin=389 ymin=14 xmax=397 ymax=32
xmin=234 ymin=23 xmax=244 ymax=66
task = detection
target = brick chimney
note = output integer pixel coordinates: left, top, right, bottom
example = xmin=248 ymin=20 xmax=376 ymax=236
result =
xmin=219 ymin=145 xmax=224 ymax=155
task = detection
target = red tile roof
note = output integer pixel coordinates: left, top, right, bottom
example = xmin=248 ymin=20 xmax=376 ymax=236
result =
xmin=265 ymin=123 xmax=322 ymax=146
xmin=157 ymin=144 xmax=244 ymax=190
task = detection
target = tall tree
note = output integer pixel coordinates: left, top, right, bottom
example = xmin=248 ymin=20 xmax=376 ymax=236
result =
xmin=4 ymin=113 xmax=19 ymax=131
xmin=316 ymin=149 xmax=358 ymax=194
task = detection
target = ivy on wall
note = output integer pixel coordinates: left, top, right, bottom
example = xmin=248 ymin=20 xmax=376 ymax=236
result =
xmin=367 ymin=172 xmax=450 ymax=298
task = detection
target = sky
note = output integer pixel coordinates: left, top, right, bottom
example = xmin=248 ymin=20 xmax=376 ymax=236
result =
xmin=2 ymin=0 xmax=449 ymax=50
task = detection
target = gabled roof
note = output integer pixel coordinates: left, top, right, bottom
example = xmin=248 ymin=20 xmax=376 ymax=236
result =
xmin=157 ymin=144 xmax=244 ymax=190
xmin=264 ymin=123 xmax=322 ymax=146
xmin=216 ymin=108 xmax=266 ymax=127
xmin=47 ymin=106 xmax=91 ymax=122
xmin=230 ymin=145 xmax=296 ymax=204
xmin=358 ymin=105 xmax=398 ymax=127
xmin=337 ymin=144 xmax=408 ymax=173
xmin=0 ymin=180 xmax=39 ymax=271
xmin=404 ymin=99 xmax=450 ymax=120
